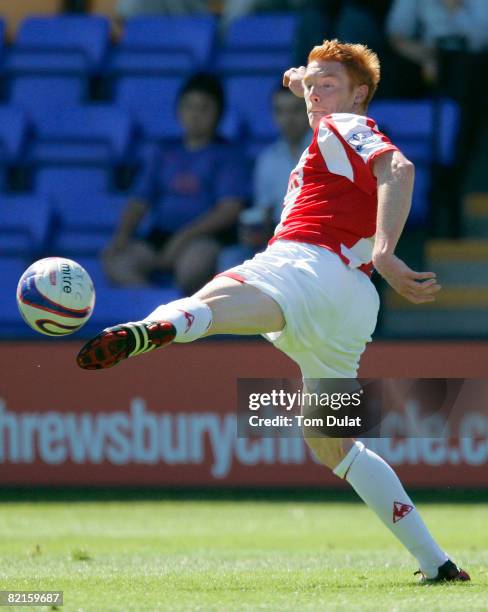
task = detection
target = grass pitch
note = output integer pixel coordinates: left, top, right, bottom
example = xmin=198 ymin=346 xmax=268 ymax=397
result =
xmin=0 ymin=491 xmax=486 ymax=611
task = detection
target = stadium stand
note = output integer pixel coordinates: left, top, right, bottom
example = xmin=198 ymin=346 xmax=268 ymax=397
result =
xmin=110 ymin=15 xmax=217 ymax=75
xmin=216 ymin=13 xmax=297 ymax=74
xmin=114 ymin=75 xmax=184 ymax=142
xmin=0 ymin=194 xmax=51 ymax=257
xmin=6 ymin=15 xmax=109 ymax=74
xmin=223 ymin=75 xmax=279 ymax=155
xmin=0 ymin=105 xmax=27 ymax=190
xmin=10 ymin=77 xmax=88 ymax=114
xmin=35 ymin=166 xmax=111 ymax=198
xmin=49 ymin=192 xmax=128 ymax=255
xmin=28 ymin=105 xmax=133 ymax=164
xmin=369 ymin=98 xmax=460 ymax=225
xmin=369 ymin=99 xmax=460 ymax=166
xmin=0 ymin=106 xmax=27 ymax=162
xmin=6 ymin=15 xmax=109 ymax=114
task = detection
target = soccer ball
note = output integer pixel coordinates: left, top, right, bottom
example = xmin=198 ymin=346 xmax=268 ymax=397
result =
xmin=16 ymin=257 xmax=95 ymax=336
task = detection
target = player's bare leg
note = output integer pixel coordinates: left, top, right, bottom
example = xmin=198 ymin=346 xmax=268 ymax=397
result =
xmin=194 ymin=275 xmax=285 ymax=335
xmin=76 ymin=276 xmax=284 ymax=369
xmin=303 ymin=431 xmax=470 ymax=582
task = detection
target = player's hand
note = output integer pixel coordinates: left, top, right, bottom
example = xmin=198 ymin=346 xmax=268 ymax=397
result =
xmin=283 ymin=66 xmax=306 ymax=98
xmin=373 ymin=253 xmax=441 ymax=304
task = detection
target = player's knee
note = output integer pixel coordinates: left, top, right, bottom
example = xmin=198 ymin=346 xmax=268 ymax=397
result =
xmin=303 ymin=435 xmax=352 ymax=471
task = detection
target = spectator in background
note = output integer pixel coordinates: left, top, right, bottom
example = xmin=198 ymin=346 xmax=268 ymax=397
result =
xmin=387 ymin=0 xmax=488 ymax=89
xmin=103 ymin=73 xmax=249 ymax=294
xmin=218 ymin=84 xmax=311 ymax=271
xmin=387 ymin=0 xmax=488 ymax=236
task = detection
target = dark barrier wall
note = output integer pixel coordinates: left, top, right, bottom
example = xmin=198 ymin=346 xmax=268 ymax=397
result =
xmin=1 ymin=340 xmax=487 ymax=487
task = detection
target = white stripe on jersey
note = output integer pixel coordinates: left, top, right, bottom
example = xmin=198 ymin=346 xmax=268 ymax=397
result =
xmin=275 ymin=146 xmax=309 ymax=233
xmin=340 ymin=236 xmax=375 ymax=268
xmin=317 ymin=124 xmax=354 ymax=181
xmin=328 ymin=113 xmax=387 ymax=165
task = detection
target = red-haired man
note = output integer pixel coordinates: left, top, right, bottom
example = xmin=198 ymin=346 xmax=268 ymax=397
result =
xmin=77 ymin=40 xmax=469 ymax=583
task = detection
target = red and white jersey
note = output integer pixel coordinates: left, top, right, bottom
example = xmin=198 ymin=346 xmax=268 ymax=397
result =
xmin=269 ymin=113 xmax=399 ymax=275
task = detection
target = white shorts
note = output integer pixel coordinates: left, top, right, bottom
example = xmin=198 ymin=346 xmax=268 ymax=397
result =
xmin=223 ymin=240 xmax=380 ymax=378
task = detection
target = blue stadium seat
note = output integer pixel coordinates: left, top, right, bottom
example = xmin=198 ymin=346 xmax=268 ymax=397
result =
xmin=368 ymin=98 xmax=460 ymax=226
xmin=10 ymin=77 xmax=87 ymax=115
xmin=115 ymin=76 xmax=184 ymax=141
xmin=369 ymin=100 xmax=434 ymax=163
xmin=51 ymin=192 xmax=127 ymax=255
xmin=217 ymin=14 xmax=297 ymax=74
xmin=35 ymin=167 xmax=110 ymax=197
xmin=29 ymin=106 xmax=133 ymax=164
xmin=7 ymin=15 xmax=109 ymax=74
xmin=224 ymin=13 xmax=297 ymax=49
xmin=369 ymin=98 xmax=459 ymax=165
xmin=110 ymin=15 xmax=217 ymax=75
xmin=224 ymin=76 xmax=278 ymax=141
xmin=0 ymin=107 xmax=27 ymax=162
xmin=0 ymin=195 xmax=51 ymax=256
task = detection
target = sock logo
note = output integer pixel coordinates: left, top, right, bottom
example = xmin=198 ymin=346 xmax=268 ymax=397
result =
xmin=393 ymin=501 xmax=413 ymax=523
xmin=178 ymin=309 xmax=195 ymax=333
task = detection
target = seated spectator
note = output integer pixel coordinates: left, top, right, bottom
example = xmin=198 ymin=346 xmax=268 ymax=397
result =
xmin=218 ymin=84 xmax=311 ymax=271
xmin=387 ymin=0 xmax=488 ymax=89
xmin=103 ymin=72 xmax=249 ymax=294
xmin=387 ymin=0 xmax=488 ymax=236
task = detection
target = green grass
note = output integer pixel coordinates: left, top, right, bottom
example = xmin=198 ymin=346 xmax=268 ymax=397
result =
xmin=0 ymin=496 xmax=486 ymax=611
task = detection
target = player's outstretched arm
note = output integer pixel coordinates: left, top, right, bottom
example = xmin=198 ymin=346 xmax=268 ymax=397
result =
xmin=283 ymin=66 xmax=306 ymax=98
xmin=372 ymin=150 xmax=441 ymax=304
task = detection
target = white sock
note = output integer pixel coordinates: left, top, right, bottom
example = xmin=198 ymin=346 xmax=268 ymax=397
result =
xmin=336 ymin=442 xmax=448 ymax=578
xmin=144 ymin=297 xmax=212 ymax=343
